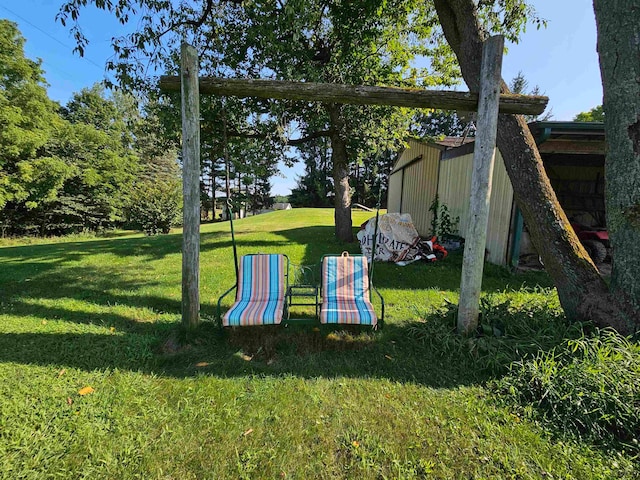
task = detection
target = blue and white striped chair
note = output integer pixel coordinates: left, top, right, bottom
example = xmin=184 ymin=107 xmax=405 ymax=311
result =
xmin=320 ymin=252 xmax=382 ymax=327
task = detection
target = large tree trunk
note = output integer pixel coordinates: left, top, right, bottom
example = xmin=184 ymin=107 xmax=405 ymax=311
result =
xmin=433 ymin=0 xmax=634 ymax=334
xmin=594 ymin=0 xmax=640 ymax=328
xmin=327 ymin=103 xmax=353 ymax=242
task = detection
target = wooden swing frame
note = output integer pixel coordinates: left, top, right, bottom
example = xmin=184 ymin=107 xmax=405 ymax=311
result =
xmin=159 ymin=36 xmax=547 ymax=334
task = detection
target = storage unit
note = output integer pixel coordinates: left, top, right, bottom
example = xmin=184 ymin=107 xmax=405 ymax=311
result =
xmin=387 ymin=122 xmax=606 ymax=266
xmin=437 ymin=145 xmax=514 ymax=265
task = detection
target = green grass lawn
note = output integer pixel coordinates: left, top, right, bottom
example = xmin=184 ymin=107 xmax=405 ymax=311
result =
xmin=0 ymin=208 xmax=636 ymax=479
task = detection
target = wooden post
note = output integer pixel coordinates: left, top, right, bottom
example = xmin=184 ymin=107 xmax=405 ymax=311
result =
xmin=181 ymin=42 xmax=201 ymax=329
xmin=457 ymin=35 xmax=504 ymax=335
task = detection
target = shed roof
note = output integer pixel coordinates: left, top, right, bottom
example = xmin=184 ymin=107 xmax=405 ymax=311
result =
xmin=433 ymin=136 xmax=476 ymax=148
xmin=440 ymin=121 xmax=606 ymax=160
xmin=393 ymin=122 xmax=606 ymax=170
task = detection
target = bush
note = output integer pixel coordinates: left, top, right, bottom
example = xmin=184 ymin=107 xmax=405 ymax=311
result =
xmin=494 ymin=329 xmax=640 ymax=451
xmin=405 ymin=290 xmax=582 ymax=376
xmin=125 ymin=179 xmax=182 ymax=235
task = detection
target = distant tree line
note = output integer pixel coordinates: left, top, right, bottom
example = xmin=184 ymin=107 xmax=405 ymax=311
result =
xmin=0 ymin=19 xmax=183 ymax=236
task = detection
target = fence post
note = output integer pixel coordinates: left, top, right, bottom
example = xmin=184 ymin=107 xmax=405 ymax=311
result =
xmin=181 ymin=42 xmax=201 ymax=329
xmin=457 ymin=35 xmax=504 ymax=335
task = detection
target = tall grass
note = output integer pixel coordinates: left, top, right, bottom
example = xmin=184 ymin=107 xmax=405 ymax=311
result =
xmin=404 ymin=289 xmax=585 ymax=376
xmin=495 ymin=329 xmax=640 ymax=453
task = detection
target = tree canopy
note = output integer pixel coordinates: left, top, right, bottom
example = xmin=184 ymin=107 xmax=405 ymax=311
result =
xmin=574 ymin=105 xmax=604 ymax=122
xmin=0 ymin=20 xmax=182 ymax=236
xmin=57 ymin=0 xmax=464 ymax=240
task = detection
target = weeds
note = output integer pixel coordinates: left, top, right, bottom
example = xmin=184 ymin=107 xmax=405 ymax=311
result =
xmin=494 ymin=329 xmax=640 ymax=453
xmin=405 ymin=289 xmax=584 ymax=376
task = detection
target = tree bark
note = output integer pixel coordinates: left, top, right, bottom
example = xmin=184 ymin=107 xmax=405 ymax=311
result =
xmin=211 ymin=171 xmax=216 ymax=220
xmin=594 ymin=0 xmax=640 ymax=328
xmin=327 ymin=104 xmax=353 ymax=242
xmin=433 ymin=0 xmax=634 ymax=334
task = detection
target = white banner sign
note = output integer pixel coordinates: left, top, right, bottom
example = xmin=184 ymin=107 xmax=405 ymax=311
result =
xmin=357 ymin=213 xmax=433 ymax=263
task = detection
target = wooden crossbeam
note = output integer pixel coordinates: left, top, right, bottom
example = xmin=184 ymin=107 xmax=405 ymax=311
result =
xmin=159 ymin=77 xmax=548 ymax=115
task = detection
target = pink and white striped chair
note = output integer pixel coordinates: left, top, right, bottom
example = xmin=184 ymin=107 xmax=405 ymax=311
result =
xmin=219 ymin=254 xmax=288 ymax=326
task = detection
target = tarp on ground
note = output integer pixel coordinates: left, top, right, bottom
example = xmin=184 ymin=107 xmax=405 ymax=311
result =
xmin=357 ymin=213 xmax=436 ymax=263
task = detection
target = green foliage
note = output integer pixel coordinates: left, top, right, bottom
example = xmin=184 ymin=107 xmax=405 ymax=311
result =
xmin=126 ymin=178 xmax=182 ymax=235
xmin=437 ymin=203 xmax=459 ymax=238
xmin=289 ymin=138 xmax=334 ymax=208
xmin=574 ymin=105 xmax=605 ymax=122
xmin=63 ymin=84 xmax=122 ymax=133
xmin=494 ymin=329 xmax=640 ymax=451
xmin=477 ymin=0 xmax=547 ymax=42
xmin=51 ymin=116 xmax=139 ymax=230
xmin=124 ymin=96 xmax=182 ymax=235
xmin=0 ymin=22 xmax=184 ymax=237
xmin=56 ymin=0 xmax=550 ymax=239
xmin=57 ymin=0 xmax=462 ymax=236
xmin=410 ymin=110 xmax=473 ymax=138
xmin=428 ymin=195 xmax=459 ymax=238
xmin=0 ymin=20 xmax=65 ymax=210
xmin=405 ymin=290 xmax=582 ymax=376
xmin=428 ymin=195 xmax=440 ymax=237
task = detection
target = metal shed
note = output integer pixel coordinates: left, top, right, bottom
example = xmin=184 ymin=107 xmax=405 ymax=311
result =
xmin=388 ymin=137 xmax=513 ymax=265
xmin=387 ymin=122 xmax=606 ymax=266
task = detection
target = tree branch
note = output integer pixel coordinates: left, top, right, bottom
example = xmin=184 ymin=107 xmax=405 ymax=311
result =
xmin=225 ymin=129 xmax=332 ymax=146
xmin=287 ymin=130 xmax=332 ymax=145
xmin=184 ymin=0 xmax=216 ymax=30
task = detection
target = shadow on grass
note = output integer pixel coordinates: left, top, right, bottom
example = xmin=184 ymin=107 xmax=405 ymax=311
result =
xmin=0 ymin=303 xmax=582 ymax=391
xmin=0 ymin=228 xmax=298 ymax=326
xmin=277 ymin=225 xmax=554 ymax=293
xmin=0 ymin=230 xmax=290 ymax=264
xmin=0 ymin=222 xmax=563 ymax=389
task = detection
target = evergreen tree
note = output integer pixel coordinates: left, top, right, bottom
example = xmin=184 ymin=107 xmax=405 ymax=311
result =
xmin=509 ymin=71 xmax=553 ymax=122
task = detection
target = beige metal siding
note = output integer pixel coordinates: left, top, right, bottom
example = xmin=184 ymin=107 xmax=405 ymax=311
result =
xmin=438 ymin=150 xmax=514 ymax=265
xmin=486 ymin=150 xmax=515 ymax=264
xmin=386 ymin=139 xmax=441 ymax=233
xmin=402 ymin=151 xmax=440 ymax=235
xmin=392 ymin=139 xmax=438 ymax=172
xmin=387 ymin=171 xmax=403 ymax=213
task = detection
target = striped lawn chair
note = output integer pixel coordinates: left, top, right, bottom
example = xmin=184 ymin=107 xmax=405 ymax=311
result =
xmin=220 ymin=254 xmax=288 ymax=326
xmin=320 ymin=252 xmax=382 ymax=327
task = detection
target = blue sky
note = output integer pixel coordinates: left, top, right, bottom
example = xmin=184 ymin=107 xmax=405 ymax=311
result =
xmin=1 ymin=0 xmax=603 ymax=195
